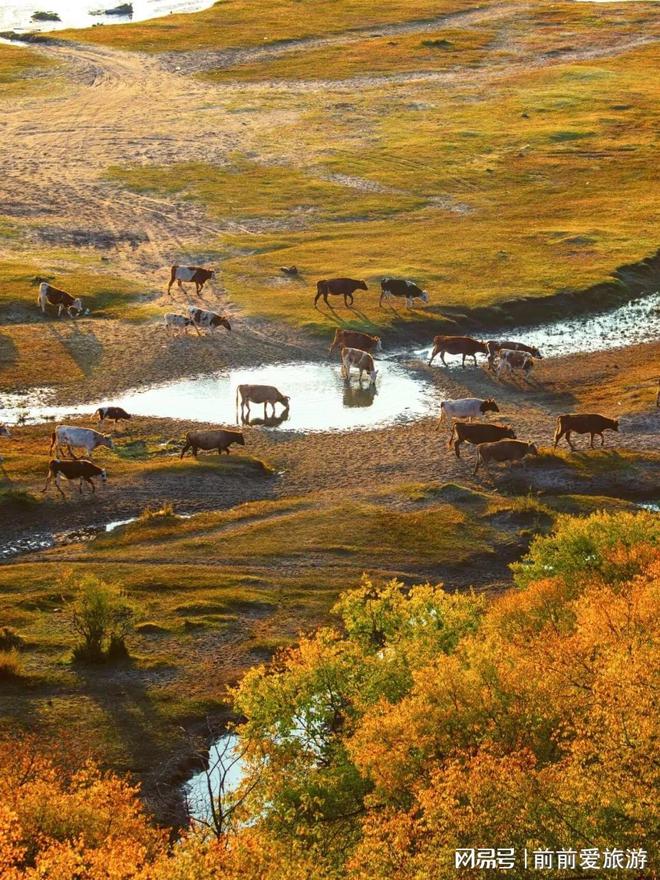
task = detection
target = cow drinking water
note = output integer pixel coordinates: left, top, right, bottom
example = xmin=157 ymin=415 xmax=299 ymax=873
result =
xmin=341 ymin=346 xmax=378 ymax=385
xmin=237 ymin=384 xmax=290 ymax=419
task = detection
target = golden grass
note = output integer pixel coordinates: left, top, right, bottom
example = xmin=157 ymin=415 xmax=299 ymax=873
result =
xmin=0 ymin=42 xmax=56 ymax=96
xmin=58 ymin=0 xmax=478 ymax=52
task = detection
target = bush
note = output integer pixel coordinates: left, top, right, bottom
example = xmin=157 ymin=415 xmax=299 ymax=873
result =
xmin=0 ymin=648 xmax=23 ymax=679
xmin=69 ymin=574 xmax=136 ymax=663
xmin=0 ymin=626 xmax=24 ymax=651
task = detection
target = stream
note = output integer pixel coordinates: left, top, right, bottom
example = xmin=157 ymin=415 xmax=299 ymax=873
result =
xmin=0 ymin=0 xmax=214 ymax=33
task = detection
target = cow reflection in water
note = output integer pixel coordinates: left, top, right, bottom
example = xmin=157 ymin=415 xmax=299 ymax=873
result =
xmin=240 ymin=411 xmax=290 ymax=428
xmin=343 ymin=381 xmax=377 ymax=409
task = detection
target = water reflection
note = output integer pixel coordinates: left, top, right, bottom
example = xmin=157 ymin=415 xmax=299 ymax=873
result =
xmin=342 ymin=381 xmax=378 ymax=408
xmin=240 ymin=411 xmax=290 ymax=428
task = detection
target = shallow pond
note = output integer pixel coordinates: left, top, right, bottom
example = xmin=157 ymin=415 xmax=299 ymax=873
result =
xmin=0 ymin=0 xmax=212 ymax=34
xmin=0 ymin=361 xmax=441 ymax=433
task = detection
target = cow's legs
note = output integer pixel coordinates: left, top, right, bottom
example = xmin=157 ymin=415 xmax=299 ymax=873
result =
xmin=440 ymin=352 xmax=448 ymax=367
xmin=472 ymin=354 xmax=478 ymax=366
xmin=566 ymin=431 xmax=576 ymax=451
xmin=86 ymin=477 xmax=96 ymax=493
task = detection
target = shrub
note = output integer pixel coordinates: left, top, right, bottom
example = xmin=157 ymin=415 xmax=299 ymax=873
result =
xmin=68 ymin=574 xmax=135 ymax=663
xmin=0 ymin=648 xmax=22 ymax=679
xmin=0 ymin=626 xmax=24 ymax=651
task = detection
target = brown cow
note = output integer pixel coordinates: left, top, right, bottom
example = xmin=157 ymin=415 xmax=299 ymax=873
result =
xmin=315 ymin=278 xmax=367 ymax=307
xmin=474 ymin=439 xmax=538 ymax=474
xmin=553 ymin=413 xmax=619 ymax=450
xmin=43 ymin=459 xmax=107 ymax=497
xmin=180 ymin=429 xmax=245 ymax=458
xmin=237 ymin=384 xmax=290 ymax=419
xmin=449 ymin=421 xmax=516 ymax=459
xmin=429 ymin=335 xmax=488 ymax=368
xmin=329 ymin=329 xmax=382 ymax=356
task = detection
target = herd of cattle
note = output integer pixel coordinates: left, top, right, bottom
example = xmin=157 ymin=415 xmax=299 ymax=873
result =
xmin=5 ymin=265 xmax=631 ymax=498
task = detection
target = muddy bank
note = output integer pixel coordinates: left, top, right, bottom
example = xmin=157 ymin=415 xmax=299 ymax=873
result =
xmin=389 ymin=249 xmax=660 ymax=344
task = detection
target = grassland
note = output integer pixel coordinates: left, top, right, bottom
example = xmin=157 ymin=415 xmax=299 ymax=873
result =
xmin=0 ymin=41 xmax=57 ymax=97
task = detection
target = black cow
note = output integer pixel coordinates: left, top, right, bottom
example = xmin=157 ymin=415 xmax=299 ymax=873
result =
xmin=314 ymin=278 xmax=368 ymax=307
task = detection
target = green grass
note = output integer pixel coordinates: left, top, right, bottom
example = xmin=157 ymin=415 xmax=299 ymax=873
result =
xmin=0 ymin=42 xmax=57 ymax=96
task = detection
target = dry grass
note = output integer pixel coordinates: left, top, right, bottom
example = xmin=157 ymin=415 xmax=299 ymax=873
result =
xmin=0 ymin=42 xmax=57 ymax=96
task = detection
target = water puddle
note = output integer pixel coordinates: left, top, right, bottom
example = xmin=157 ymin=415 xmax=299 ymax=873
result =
xmin=419 ymin=292 xmax=660 ymax=363
xmin=184 ymin=733 xmax=245 ymax=826
xmin=0 ymin=0 xmax=213 ymax=34
xmin=0 ymin=361 xmax=441 ymax=433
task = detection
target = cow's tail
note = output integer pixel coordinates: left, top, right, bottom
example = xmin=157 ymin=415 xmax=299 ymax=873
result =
xmin=315 ymin=280 xmax=327 ymax=304
xmin=553 ymin=416 xmax=563 ymax=447
xmin=49 ymin=430 xmax=56 ymax=454
xmin=448 ymin=422 xmax=456 ymax=448
xmin=167 ymin=265 xmax=177 ymax=294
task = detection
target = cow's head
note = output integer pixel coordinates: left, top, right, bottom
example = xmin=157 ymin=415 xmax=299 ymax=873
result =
xmin=214 ymin=316 xmax=231 ymax=332
xmin=99 ymin=468 xmax=107 ymax=484
xmin=481 ymin=399 xmax=500 ymax=414
xmin=0 ymin=424 xmax=11 ymax=438
xmin=523 ymin=357 xmax=535 ymax=373
xmin=530 ymin=346 xmax=542 ymax=359
xmin=369 ymin=369 xmax=378 ymax=385
xmin=280 ymin=395 xmax=291 ymax=409
xmin=101 ymin=436 xmax=114 ymax=450
xmin=419 ymin=290 xmax=429 ymax=303
xmin=236 ymin=433 xmax=245 ymax=446
xmin=209 ymin=270 xmax=216 ymax=279
xmin=504 ymin=427 xmax=517 ymax=439
xmin=70 ymin=298 xmax=84 ymax=317
xmin=527 ymin=443 xmax=539 ymax=456
xmin=612 ymin=419 xmax=619 ymax=432
xmin=358 ymin=281 xmax=368 ymax=291
xmin=374 ymin=336 xmax=383 ymax=352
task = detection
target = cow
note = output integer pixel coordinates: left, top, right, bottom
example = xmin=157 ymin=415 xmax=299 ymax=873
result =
xmin=497 ymin=348 xmax=535 ymax=378
xmin=439 ymin=398 xmax=499 ymax=425
xmin=187 ymin=306 xmax=231 ymax=334
xmin=38 ymin=282 xmax=83 ymax=318
xmin=553 ymin=413 xmax=619 ymax=450
xmin=96 ymin=407 xmax=131 ymax=426
xmin=168 ymin=265 xmax=215 ymax=295
xmin=50 ymin=426 xmax=114 ymax=459
xmin=380 ymin=278 xmax=429 ymax=308
xmin=428 ymin=335 xmax=489 ymax=368
xmin=449 ymin=421 xmax=516 ymax=459
xmin=314 ymin=278 xmax=368 ymax=308
xmin=0 ymin=425 xmax=10 ymax=438
xmin=474 ymin=439 xmax=538 ymax=474
xmin=43 ymin=459 xmax=107 ymax=497
xmin=487 ymin=339 xmax=542 ymax=370
xmin=165 ymin=313 xmax=195 ymax=336
xmin=329 ymin=329 xmax=382 ymax=357
xmin=237 ymin=384 xmax=290 ymax=419
xmin=180 ymin=429 xmax=245 ymax=458
xmin=341 ymin=346 xmax=378 ymax=385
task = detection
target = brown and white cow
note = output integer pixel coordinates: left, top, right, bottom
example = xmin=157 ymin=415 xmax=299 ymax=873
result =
xmin=341 ymin=346 xmax=378 ymax=385
xmin=165 ymin=313 xmax=195 ymax=336
xmin=497 ymin=348 xmax=536 ymax=378
xmin=187 ymin=307 xmax=231 ymax=334
xmin=167 ymin=265 xmax=215 ymax=295
xmin=487 ymin=339 xmax=542 ymax=370
xmin=50 ymin=426 xmax=114 ymax=459
xmin=329 ymin=329 xmax=382 ymax=357
xmin=180 ymin=429 xmax=245 ymax=458
xmin=43 ymin=459 xmax=107 ymax=497
xmin=428 ymin=335 xmax=489 ymax=368
xmin=553 ymin=413 xmax=619 ymax=450
xmin=38 ymin=282 xmax=83 ymax=318
xmin=448 ymin=421 xmax=516 ymax=459
xmin=237 ymin=384 xmax=290 ymax=419
xmin=474 ymin=439 xmax=538 ymax=474
xmin=315 ymin=278 xmax=368 ymax=308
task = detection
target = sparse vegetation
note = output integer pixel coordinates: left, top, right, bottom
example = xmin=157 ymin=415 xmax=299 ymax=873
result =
xmin=69 ymin=573 xmax=136 ymax=662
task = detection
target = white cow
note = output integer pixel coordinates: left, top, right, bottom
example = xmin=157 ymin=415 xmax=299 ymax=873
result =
xmin=439 ymin=398 xmax=500 ymax=424
xmin=341 ymin=346 xmax=378 ymax=385
xmin=164 ymin=313 xmax=194 ymax=336
xmin=50 ymin=426 xmax=114 ymax=459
